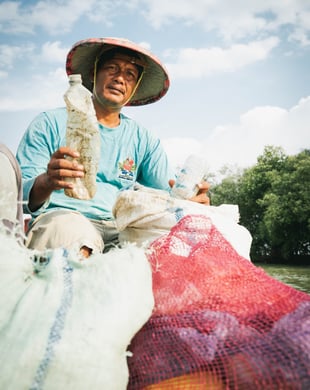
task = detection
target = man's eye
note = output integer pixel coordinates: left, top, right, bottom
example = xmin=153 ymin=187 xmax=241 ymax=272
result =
xmin=126 ymin=70 xmax=137 ymax=81
xmin=106 ymin=64 xmax=118 ymax=72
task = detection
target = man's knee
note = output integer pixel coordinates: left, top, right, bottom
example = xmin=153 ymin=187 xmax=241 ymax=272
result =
xmin=26 ymin=210 xmax=104 ymax=253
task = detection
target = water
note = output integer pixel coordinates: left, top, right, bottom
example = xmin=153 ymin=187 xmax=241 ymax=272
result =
xmin=259 ymin=263 xmax=310 ymax=294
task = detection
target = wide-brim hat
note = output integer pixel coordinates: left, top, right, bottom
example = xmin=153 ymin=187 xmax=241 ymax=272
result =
xmin=66 ymin=37 xmax=170 ymax=106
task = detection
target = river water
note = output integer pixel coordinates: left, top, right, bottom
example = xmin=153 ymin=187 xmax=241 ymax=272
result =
xmin=259 ymin=263 xmax=310 ymax=294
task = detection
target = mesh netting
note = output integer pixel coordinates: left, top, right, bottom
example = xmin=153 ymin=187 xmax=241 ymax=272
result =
xmin=127 ymin=215 xmax=310 ymax=389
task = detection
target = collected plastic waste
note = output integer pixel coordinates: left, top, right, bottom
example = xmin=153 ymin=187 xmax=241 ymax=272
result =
xmin=64 ymin=73 xmax=100 ymax=200
xmin=170 ymin=154 xmax=208 ymax=199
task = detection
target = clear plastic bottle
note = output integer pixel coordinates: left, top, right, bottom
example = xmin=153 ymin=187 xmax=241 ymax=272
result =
xmin=170 ymin=154 xmax=208 ymax=199
xmin=63 ymin=74 xmax=100 ymax=200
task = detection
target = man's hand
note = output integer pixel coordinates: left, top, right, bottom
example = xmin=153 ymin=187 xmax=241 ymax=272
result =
xmin=29 ymin=147 xmax=84 ymax=212
xmin=169 ymin=179 xmax=211 ymax=205
xmin=45 ymin=147 xmax=84 ymax=191
xmin=189 ymin=181 xmax=211 ymax=205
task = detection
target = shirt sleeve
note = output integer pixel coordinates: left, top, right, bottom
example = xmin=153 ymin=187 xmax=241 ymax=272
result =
xmin=16 ymin=110 xmax=64 ymax=216
xmin=137 ymin=129 xmax=175 ymax=191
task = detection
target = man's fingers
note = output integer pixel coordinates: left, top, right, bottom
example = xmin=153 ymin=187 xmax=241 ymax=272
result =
xmin=51 ymin=168 xmax=84 ymax=179
xmin=48 ymin=157 xmax=84 ymax=174
xmin=197 ymin=181 xmax=211 ymax=192
xmin=51 ymin=180 xmax=73 ymax=191
xmin=53 ymin=146 xmax=80 ymax=159
xmin=190 ymin=192 xmax=210 ymax=205
xmin=168 ymin=179 xmax=175 ymax=188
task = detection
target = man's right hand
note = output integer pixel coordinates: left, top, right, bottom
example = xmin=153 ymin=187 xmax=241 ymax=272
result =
xmin=28 ymin=147 xmax=84 ymax=211
xmin=45 ymin=147 xmax=84 ymax=191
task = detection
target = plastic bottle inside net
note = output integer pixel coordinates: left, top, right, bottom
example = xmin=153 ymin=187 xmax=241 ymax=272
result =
xmin=170 ymin=154 xmax=208 ymax=199
xmin=64 ymin=74 xmax=100 ymax=200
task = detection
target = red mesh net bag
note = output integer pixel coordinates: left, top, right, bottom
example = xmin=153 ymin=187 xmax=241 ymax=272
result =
xmin=127 ymin=215 xmax=310 ymax=389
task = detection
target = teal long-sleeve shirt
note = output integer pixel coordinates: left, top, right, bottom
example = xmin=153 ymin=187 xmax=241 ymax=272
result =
xmin=16 ymin=107 xmax=174 ymax=221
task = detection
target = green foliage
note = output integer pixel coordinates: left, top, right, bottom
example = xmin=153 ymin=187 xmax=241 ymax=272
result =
xmin=210 ymin=165 xmax=243 ymax=206
xmin=212 ymin=146 xmax=310 ymax=263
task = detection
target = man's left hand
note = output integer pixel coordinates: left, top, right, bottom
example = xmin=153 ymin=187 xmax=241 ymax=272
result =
xmin=169 ymin=180 xmax=211 ymax=205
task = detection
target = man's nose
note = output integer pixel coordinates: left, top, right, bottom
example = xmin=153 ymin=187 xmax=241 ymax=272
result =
xmin=113 ymin=67 xmax=127 ymax=78
xmin=112 ymin=71 xmax=126 ymax=84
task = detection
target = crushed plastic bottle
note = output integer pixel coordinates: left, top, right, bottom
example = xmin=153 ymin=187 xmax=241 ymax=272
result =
xmin=170 ymin=154 xmax=208 ymax=200
xmin=64 ymin=74 xmax=100 ymax=200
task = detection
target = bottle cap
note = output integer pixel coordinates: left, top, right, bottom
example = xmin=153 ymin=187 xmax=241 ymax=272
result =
xmin=68 ymin=74 xmax=82 ymax=83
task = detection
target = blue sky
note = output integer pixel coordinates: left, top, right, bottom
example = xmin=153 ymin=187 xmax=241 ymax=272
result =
xmin=0 ymin=0 xmax=309 ymax=173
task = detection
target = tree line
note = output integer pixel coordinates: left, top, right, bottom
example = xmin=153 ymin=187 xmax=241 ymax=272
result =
xmin=210 ymin=146 xmax=310 ymax=264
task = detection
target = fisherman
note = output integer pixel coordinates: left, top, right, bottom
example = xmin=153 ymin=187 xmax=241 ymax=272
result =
xmin=16 ymin=38 xmax=210 ymax=257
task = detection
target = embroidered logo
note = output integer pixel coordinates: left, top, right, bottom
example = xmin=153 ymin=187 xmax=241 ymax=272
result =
xmin=118 ymin=157 xmax=136 ymax=181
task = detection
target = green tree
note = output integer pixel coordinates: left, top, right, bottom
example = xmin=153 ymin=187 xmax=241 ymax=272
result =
xmin=212 ymin=146 xmax=310 ymax=263
xmin=238 ymin=146 xmax=287 ymax=260
xmin=210 ymin=165 xmax=243 ymax=206
xmin=259 ymin=149 xmax=310 ymax=259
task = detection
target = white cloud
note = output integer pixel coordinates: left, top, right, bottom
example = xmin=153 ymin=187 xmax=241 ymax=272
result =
xmin=0 ymin=70 xmax=8 ymax=79
xmin=0 ymin=0 xmax=128 ymax=35
xmin=0 ymin=44 xmax=34 ymax=69
xmin=0 ymin=1 xmax=33 ymax=34
xmin=162 ymin=138 xmax=204 ymax=169
xmin=288 ymin=28 xmax=310 ymax=47
xmin=1 ymin=1 xmax=309 ymax=47
xmin=28 ymin=0 xmax=96 ymax=34
xmin=0 ymin=67 xmax=68 ymax=111
xmin=137 ymin=41 xmax=152 ymax=51
xmin=162 ymin=96 xmax=310 ymax=172
xmin=135 ymin=0 xmax=310 ymax=44
xmin=0 ymin=41 xmax=69 ymax=111
xmin=165 ymin=37 xmax=279 ymax=78
xmin=40 ymin=41 xmax=69 ymax=63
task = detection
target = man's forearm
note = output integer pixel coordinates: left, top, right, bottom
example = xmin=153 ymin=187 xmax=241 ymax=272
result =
xmin=28 ymin=173 xmax=54 ymax=212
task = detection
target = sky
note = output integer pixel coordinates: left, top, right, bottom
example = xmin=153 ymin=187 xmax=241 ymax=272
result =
xmin=0 ymin=0 xmax=309 ymax=175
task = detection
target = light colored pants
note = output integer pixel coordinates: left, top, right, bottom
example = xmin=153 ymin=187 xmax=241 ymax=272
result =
xmin=26 ymin=210 xmax=119 ymax=254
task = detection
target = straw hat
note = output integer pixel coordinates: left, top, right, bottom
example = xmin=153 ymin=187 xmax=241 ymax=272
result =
xmin=66 ymin=37 xmax=170 ymax=106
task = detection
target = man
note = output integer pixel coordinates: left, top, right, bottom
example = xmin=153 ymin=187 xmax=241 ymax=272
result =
xmin=17 ymin=37 xmax=209 ymax=257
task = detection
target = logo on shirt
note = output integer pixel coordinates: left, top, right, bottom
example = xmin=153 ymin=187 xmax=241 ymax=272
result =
xmin=118 ymin=157 xmax=136 ymax=181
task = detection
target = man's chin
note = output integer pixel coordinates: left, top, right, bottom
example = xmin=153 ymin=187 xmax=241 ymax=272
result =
xmin=95 ymin=94 xmax=125 ymax=109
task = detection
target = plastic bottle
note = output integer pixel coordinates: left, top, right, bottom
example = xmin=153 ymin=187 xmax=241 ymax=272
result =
xmin=170 ymin=154 xmax=208 ymax=199
xmin=63 ymin=74 xmax=100 ymax=200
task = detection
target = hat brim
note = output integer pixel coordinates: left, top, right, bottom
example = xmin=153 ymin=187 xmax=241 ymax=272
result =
xmin=66 ymin=37 xmax=170 ymax=106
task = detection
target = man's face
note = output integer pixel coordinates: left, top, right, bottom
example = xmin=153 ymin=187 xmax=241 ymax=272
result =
xmin=94 ymin=54 xmax=140 ymax=108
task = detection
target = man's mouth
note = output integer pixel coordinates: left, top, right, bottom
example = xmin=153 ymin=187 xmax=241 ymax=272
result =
xmin=107 ymin=85 xmax=124 ymax=95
